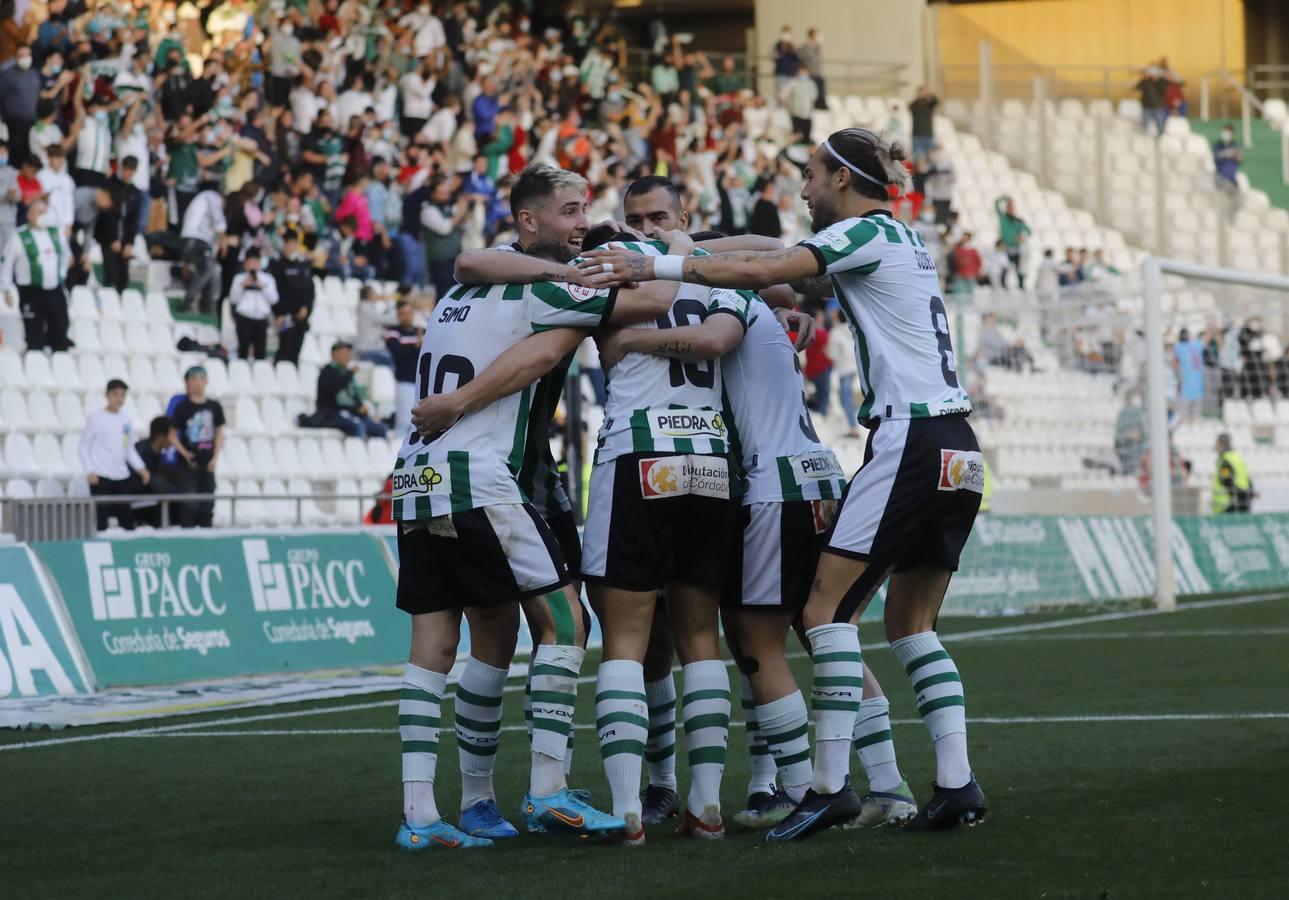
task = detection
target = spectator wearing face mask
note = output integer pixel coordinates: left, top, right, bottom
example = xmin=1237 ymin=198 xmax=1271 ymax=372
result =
xmin=267 ymin=13 xmax=302 ymax=108
xmin=0 ymin=43 xmax=39 ymax=163
xmin=1213 ymin=124 xmax=1243 ymax=215
xmin=0 ymin=196 xmax=72 ymax=352
xmin=228 ymin=248 xmax=279 ymax=361
xmin=270 ymin=231 xmax=315 ymax=365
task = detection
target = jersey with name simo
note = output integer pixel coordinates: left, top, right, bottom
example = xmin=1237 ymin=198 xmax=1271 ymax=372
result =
xmin=491 ymin=241 xmax=574 ymax=519
xmin=799 ymin=211 xmax=972 ymax=423
xmin=392 ymin=280 xmax=614 ymax=519
xmin=594 ymin=241 xmax=750 ymax=465
xmin=721 ymin=294 xmax=848 ymax=504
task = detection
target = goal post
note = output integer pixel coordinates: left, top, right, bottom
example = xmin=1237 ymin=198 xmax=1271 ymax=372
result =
xmin=1141 ymin=256 xmax=1289 ymax=611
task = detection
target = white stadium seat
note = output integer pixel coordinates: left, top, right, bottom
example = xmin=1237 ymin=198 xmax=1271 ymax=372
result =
xmin=228 ymin=358 xmax=256 ymax=395
xmin=96 ymin=287 xmax=123 ymax=319
xmin=0 ymin=351 xmax=28 ymax=390
xmin=121 ymin=289 xmax=148 ymax=321
xmin=2 ymin=433 xmax=38 ymax=478
xmin=233 ymin=396 xmax=266 ymax=436
xmin=252 ymin=360 xmax=281 ymax=396
xmin=24 ymin=352 xmax=57 ymax=390
xmin=146 ymin=292 xmax=174 ymax=324
xmin=321 ymin=438 xmax=347 ymax=472
xmin=56 ymin=392 xmax=84 ymax=433
xmin=1 ymin=389 xmax=33 ymax=432
xmin=28 ymin=390 xmax=61 ymax=435
xmin=51 ymin=351 xmax=83 ymax=392
xmin=70 ymin=285 xmax=99 ymax=320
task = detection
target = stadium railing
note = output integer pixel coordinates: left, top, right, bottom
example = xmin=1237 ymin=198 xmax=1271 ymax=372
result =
xmin=0 ymin=492 xmax=391 ymax=543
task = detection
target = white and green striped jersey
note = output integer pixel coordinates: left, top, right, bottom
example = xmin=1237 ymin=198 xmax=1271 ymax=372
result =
xmin=799 ymin=211 xmax=972 ymax=423
xmin=721 ymin=293 xmax=848 ymax=504
xmin=485 ymin=241 xmax=574 ymax=519
xmin=594 ymin=241 xmax=752 ymax=465
xmin=392 ymin=279 xmax=616 ymax=520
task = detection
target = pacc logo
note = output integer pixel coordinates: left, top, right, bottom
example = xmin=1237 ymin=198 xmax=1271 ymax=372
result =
xmin=242 ymin=539 xmax=372 ymax=613
xmin=84 ymin=543 xmax=226 ymax=621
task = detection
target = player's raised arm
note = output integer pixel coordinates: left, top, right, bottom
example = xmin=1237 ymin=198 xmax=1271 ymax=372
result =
xmin=454 ymin=247 xmax=592 ymax=286
xmin=580 ymin=238 xmax=822 ymax=291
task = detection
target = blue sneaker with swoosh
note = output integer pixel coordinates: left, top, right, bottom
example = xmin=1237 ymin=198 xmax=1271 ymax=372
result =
xmin=395 ymin=819 xmax=494 ymax=851
xmin=460 ymin=799 xmax=520 ymax=839
xmin=521 ymin=788 xmax=628 ymax=835
xmin=764 ymin=783 xmax=862 ymax=843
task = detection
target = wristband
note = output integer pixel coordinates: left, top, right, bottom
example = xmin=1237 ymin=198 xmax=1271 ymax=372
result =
xmin=653 ymin=254 xmax=686 ymax=282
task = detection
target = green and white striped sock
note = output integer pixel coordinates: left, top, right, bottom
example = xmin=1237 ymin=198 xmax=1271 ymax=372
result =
xmin=523 ymin=657 xmax=534 ymax=741
xmin=892 ymin=631 xmax=971 ymax=789
xmin=682 ymin=660 xmax=731 ymax=815
xmin=644 ymin=675 xmax=678 ymax=791
xmin=530 ymin=644 xmax=584 ymax=797
xmin=807 ymin=623 xmax=863 ymax=794
xmin=400 ymin=662 xmax=445 ymax=828
xmin=741 ymin=673 xmax=777 ymax=797
xmin=757 ymin=690 xmax=812 ymax=803
xmin=853 ymin=695 xmax=903 ymax=792
xmin=454 ymin=656 xmax=506 ymax=811
xmin=597 ymin=659 xmax=649 ymax=819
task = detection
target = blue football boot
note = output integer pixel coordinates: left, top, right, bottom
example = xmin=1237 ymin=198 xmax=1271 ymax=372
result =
xmin=459 ymin=799 xmax=520 ymax=839
xmin=395 ymin=818 xmax=494 ymax=851
xmin=520 ymin=788 xmax=627 ymax=835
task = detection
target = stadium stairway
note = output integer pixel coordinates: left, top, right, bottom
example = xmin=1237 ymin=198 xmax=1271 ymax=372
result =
xmin=1188 ymin=117 xmax=1289 ymax=213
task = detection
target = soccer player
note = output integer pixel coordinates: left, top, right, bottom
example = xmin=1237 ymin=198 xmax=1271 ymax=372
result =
xmin=410 ymin=165 xmax=604 ymax=839
xmin=579 ymin=227 xmax=754 ymax=845
xmin=390 ymin=242 xmax=682 ymax=851
xmin=580 ymin=127 xmax=989 ymax=840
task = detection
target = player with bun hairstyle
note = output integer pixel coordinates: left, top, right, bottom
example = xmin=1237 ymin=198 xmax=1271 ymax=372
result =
xmin=579 ymin=128 xmax=989 ymax=841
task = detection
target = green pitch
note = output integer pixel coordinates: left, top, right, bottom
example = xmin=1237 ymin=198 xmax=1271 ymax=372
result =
xmin=4 ymin=596 xmax=1289 ymax=898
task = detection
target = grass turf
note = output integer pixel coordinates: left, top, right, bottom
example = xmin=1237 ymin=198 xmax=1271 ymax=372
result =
xmin=4 ymin=597 xmax=1288 ymax=898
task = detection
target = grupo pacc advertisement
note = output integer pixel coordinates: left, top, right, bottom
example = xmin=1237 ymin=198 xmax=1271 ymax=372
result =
xmin=33 ymin=532 xmax=405 ymax=687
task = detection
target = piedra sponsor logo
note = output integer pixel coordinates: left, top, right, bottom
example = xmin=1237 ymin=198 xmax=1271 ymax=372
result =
xmin=650 ymin=410 xmax=726 ymax=440
xmin=392 ymin=465 xmax=446 ymax=497
xmin=243 ymin=539 xmax=372 ymax=613
xmin=796 ymin=451 xmax=844 ymax=480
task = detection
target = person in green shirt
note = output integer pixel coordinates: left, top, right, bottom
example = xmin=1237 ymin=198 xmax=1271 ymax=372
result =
xmin=707 ymin=56 xmax=744 ymax=95
xmin=994 ymin=195 xmax=1031 ymax=288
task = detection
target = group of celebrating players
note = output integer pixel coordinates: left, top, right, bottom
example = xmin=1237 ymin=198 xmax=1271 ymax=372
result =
xmin=388 ymin=127 xmax=990 ymax=851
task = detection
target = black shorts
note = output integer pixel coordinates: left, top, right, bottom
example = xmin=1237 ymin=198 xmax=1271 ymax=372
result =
xmin=581 ymin=452 xmax=737 ymax=592
xmin=396 ymin=503 xmax=571 ymax=615
xmin=827 ymin=414 xmax=982 ymax=572
xmin=723 ymin=499 xmax=837 ymax=613
xmin=544 ymin=508 xmax=582 ymax=578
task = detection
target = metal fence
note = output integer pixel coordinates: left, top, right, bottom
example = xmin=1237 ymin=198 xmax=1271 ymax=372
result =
xmin=0 ymin=492 xmax=390 ymax=543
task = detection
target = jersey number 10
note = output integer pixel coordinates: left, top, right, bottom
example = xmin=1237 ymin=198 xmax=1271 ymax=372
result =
xmin=409 ymin=351 xmax=476 ymax=445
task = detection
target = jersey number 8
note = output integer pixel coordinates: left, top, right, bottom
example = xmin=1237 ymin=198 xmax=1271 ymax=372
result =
xmin=929 ymin=296 xmax=959 ymax=389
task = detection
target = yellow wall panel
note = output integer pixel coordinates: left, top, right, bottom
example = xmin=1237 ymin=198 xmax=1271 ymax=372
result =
xmin=936 ymin=0 xmax=1244 ymax=82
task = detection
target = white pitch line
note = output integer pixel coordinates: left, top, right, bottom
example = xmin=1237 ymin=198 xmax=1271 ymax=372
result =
xmin=976 ymin=627 xmax=1289 ymax=641
xmin=4 ymin=592 xmax=1285 ymax=754
xmin=111 ymin=710 xmax=1289 ymax=739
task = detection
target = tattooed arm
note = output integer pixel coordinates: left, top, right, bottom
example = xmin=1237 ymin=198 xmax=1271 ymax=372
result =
xmin=453 ymin=247 xmax=591 ymax=286
xmin=789 ymin=274 xmax=834 ymax=297
xmin=596 ymin=313 xmax=745 ymax=371
xmin=579 ymin=242 xmax=822 ymax=291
